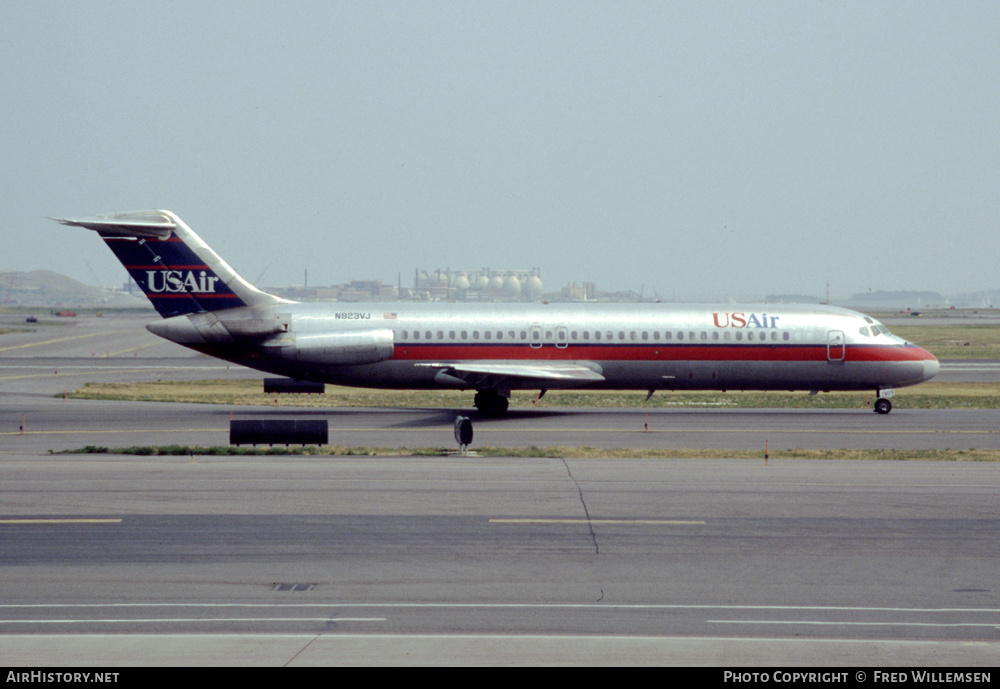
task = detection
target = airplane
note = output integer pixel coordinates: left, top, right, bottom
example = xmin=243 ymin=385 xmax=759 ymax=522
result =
xmin=54 ymin=210 xmax=939 ymax=416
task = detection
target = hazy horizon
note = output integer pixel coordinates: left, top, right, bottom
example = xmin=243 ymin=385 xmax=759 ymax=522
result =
xmin=3 ymin=2 xmax=998 ymax=302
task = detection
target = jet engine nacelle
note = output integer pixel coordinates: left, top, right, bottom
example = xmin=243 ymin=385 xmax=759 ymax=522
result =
xmin=262 ymin=329 xmax=394 ymax=365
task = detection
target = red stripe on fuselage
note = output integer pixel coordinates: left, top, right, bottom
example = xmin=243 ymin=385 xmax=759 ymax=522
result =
xmin=121 ymin=264 xmax=210 ymax=270
xmin=144 ymin=293 xmax=240 ymax=299
xmin=103 ymin=236 xmax=186 ymax=243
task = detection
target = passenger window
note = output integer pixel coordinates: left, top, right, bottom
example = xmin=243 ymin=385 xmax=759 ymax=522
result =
xmin=783 ymin=332 xmax=790 ymax=341
xmin=677 ymin=332 xmax=684 ymax=341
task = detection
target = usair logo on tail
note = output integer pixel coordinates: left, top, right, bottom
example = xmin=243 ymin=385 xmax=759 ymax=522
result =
xmin=146 ymin=269 xmax=221 ymax=294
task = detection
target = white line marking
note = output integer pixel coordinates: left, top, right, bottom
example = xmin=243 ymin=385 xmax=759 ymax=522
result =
xmin=710 ymin=620 xmax=1000 ymax=628
xmin=2 ymin=603 xmax=998 ymax=613
xmin=0 ymin=618 xmax=385 ymax=624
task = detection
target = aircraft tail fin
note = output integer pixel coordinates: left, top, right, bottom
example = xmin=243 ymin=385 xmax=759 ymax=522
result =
xmin=53 ymin=210 xmax=286 ymax=317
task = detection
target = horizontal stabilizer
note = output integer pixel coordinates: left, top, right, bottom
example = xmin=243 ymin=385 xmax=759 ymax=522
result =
xmin=51 ymin=211 xmax=177 ymax=239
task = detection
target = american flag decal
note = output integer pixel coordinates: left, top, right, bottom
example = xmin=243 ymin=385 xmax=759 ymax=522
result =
xmin=383 ymin=312 xmax=398 ymax=319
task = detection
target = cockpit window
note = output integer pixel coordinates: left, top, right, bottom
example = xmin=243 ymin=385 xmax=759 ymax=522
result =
xmin=869 ymin=321 xmax=894 ymax=337
xmin=859 ymin=326 xmax=870 ymax=336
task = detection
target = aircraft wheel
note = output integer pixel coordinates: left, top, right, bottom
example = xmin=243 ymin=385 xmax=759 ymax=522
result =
xmin=474 ymin=390 xmax=509 ymax=417
xmin=874 ymin=398 xmax=892 ymax=414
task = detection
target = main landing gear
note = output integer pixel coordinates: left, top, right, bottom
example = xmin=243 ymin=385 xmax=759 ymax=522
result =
xmin=474 ymin=389 xmax=509 ymax=417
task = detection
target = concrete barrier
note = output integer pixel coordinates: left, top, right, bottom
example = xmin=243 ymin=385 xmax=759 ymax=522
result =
xmin=263 ymin=378 xmax=326 ymax=394
xmin=230 ymin=419 xmax=328 ymax=446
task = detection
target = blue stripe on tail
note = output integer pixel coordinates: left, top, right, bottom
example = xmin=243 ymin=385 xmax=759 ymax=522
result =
xmin=101 ymin=233 xmax=247 ymax=317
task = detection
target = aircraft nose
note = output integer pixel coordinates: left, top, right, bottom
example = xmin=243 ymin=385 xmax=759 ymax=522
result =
xmin=923 ymin=353 xmax=940 ymax=381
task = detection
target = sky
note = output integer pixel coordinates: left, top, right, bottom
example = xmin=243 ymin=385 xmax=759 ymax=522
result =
xmin=2 ymin=1 xmax=999 ymax=302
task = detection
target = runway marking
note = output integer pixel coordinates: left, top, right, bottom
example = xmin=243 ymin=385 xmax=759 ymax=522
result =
xmin=941 ymin=363 xmax=1000 ymax=369
xmin=3 ymin=603 xmax=998 ymax=612
xmin=0 ymin=617 xmax=385 ymax=625
xmin=0 ymin=364 xmax=239 ymax=370
xmin=277 ymin=425 xmax=1000 ymax=437
xmin=0 ymin=369 xmax=169 ymax=382
xmin=490 ymin=518 xmax=705 ymax=525
xmin=710 ymin=619 xmax=1000 ymax=629
xmin=0 ymin=365 xmax=237 ymax=381
xmin=457 ymin=426 xmax=989 ymax=437
xmin=295 ymin=426 xmax=1000 ymax=438
xmin=52 ymin=426 xmax=988 ymax=437
xmin=0 ymin=519 xmax=121 ymax=524
xmin=0 ymin=429 xmax=225 ymax=436
xmin=104 ymin=342 xmax=175 ymax=357
xmin=4 ymin=425 xmax=1000 ymax=440
xmin=0 ymin=330 xmax=131 ymax=352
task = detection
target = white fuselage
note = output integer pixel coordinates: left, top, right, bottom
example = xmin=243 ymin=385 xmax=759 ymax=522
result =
xmin=154 ymin=300 xmax=939 ymax=394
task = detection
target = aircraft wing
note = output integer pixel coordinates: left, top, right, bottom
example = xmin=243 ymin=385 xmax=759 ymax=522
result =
xmin=417 ymin=361 xmax=605 ymax=391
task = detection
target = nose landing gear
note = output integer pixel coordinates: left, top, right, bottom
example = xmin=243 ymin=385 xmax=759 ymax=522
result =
xmin=874 ymin=397 xmax=892 ymax=414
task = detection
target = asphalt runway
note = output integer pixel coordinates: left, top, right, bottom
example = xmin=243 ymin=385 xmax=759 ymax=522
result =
xmin=1 ymin=313 xmax=998 ymax=665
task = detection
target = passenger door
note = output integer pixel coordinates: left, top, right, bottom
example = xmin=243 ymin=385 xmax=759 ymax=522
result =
xmin=827 ymin=330 xmax=845 ymax=363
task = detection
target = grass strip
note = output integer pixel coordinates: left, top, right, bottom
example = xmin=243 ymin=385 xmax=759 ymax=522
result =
xmin=57 ymin=444 xmax=1000 ymax=461
xmin=64 ymin=379 xmax=1000 ymax=410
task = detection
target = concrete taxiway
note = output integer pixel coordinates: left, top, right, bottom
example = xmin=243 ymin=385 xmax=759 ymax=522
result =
xmin=1 ymin=313 xmax=998 ymax=665
xmin=0 ymin=452 xmax=997 ymax=665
